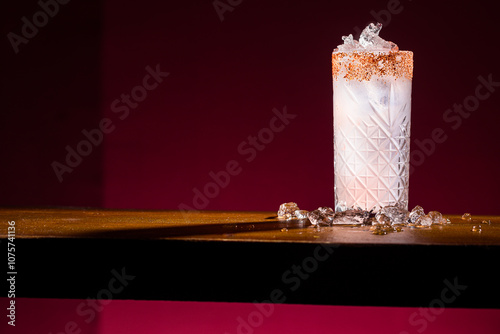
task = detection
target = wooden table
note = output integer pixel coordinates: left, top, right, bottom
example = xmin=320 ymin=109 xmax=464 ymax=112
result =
xmin=2 ymin=208 xmax=499 ymax=308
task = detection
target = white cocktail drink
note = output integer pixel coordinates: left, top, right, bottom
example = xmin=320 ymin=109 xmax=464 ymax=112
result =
xmin=332 ymin=23 xmax=413 ymax=212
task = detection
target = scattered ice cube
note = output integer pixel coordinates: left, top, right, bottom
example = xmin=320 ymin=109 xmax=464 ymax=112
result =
xmin=317 ymin=207 xmax=335 ymax=224
xmin=380 ymin=205 xmax=409 ymax=225
xmin=333 ymin=209 xmax=369 ymax=225
xmin=416 ymin=214 xmax=432 ymax=227
xmin=277 ymin=201 xmax=474 ymax=236
xmin=294 ymin=210 xmax=309 ymax=219
xmin=307 ymin=210 xmax=330 ymax=226
xmin=409 ymin=205 xmax=425 ymax=224
xmin=374 ymin=213 xmax=391 ymax=226
xmin=278 ymin=202 xmax=300 ymax=219
xmin=428 ymin=211 xmax=443 ymax=225
xmin=371 ymin=212 xmax=395 ymax=234
xmin=318 ymin=207 xmax=335 ymax=216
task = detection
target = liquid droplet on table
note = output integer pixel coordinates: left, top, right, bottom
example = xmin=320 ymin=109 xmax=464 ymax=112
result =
xmin=462 ymin=213 xmax=472 ymax=222
xmin=472 ymin=225 xmax=482 ymax=233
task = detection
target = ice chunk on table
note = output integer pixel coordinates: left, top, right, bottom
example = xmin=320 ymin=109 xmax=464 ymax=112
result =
xmin=416 ymin=215 xmax=432 ymax=226
xmin=294 ymin=210 xmax=309 ymax=219
xmin=428 ymin=211 xmax=446 ymax=225
xmin=379 ymin=205 xmax=409 ymax=225
xmin=308 ymin=210 xmax=331 ymax=226
xmin=278 ymin=202 xmax=300 ymax=219
xmin=332 ymin=209 xmax=369 ymax=225
xmin=409 ymin=205 xmax=425 ymax=224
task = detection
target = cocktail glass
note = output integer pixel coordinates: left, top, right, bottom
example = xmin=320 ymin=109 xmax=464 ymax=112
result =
xmin=332 ymin=50 xmax=413 ymax=212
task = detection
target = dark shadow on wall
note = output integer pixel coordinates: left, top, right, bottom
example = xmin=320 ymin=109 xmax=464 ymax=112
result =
xmin=0 ymin=0 xmax=103 ymax=207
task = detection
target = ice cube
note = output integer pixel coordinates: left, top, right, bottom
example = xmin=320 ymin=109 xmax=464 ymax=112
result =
xmin=428 ymin=211 xmax=444 ymax=225
xmin=342 ymin=34 xmax=354 ymax=45
xmin=374 ymin=213 xmax=391 ymax=226
xmin=380 ymin=205 xmax=409 ymax=225
xmin=416 ymin=214 xmax=432 ymax=227
xmin=278 ymin=202 xmax=300 ymax=219
xmin=335 ymin=22 xmax=399 ymax=53
xmin=332 ymin=209 xmax=369 ymax=225
xmin=294 ymin=210 xmax=309 ymax=219
xmin=462 ymin=213 xmax=472 ymax=222
xmin=358 ymin=22 xmax=398 ymax=51
xmin=409 ymin=205 xmax=425 ymax=224
xmin=337 ymin=34 xmax=362 ymax=52
xmin=359 ymin=23 xmax=382 ymax=47
xmin=318 ymin=207 xmax=335 ymax=216
xmin=307 ymin=210 xmax=330 ymax=226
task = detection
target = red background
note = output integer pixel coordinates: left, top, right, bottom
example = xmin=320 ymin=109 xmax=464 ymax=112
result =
xmin=2 ymin=0 xmax=500 ymax=214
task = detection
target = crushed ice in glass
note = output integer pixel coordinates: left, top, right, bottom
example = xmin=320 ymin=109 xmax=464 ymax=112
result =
xmin=335 ymin=22 xmax=398 ymax=52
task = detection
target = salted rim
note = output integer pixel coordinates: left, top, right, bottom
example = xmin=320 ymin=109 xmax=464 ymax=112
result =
xmin=332 ymin=50 xmax=413 ymax=81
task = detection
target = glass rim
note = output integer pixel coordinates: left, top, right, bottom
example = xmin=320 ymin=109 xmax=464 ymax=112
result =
xmin=332 ymin=51 xmax=413 ymax=81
